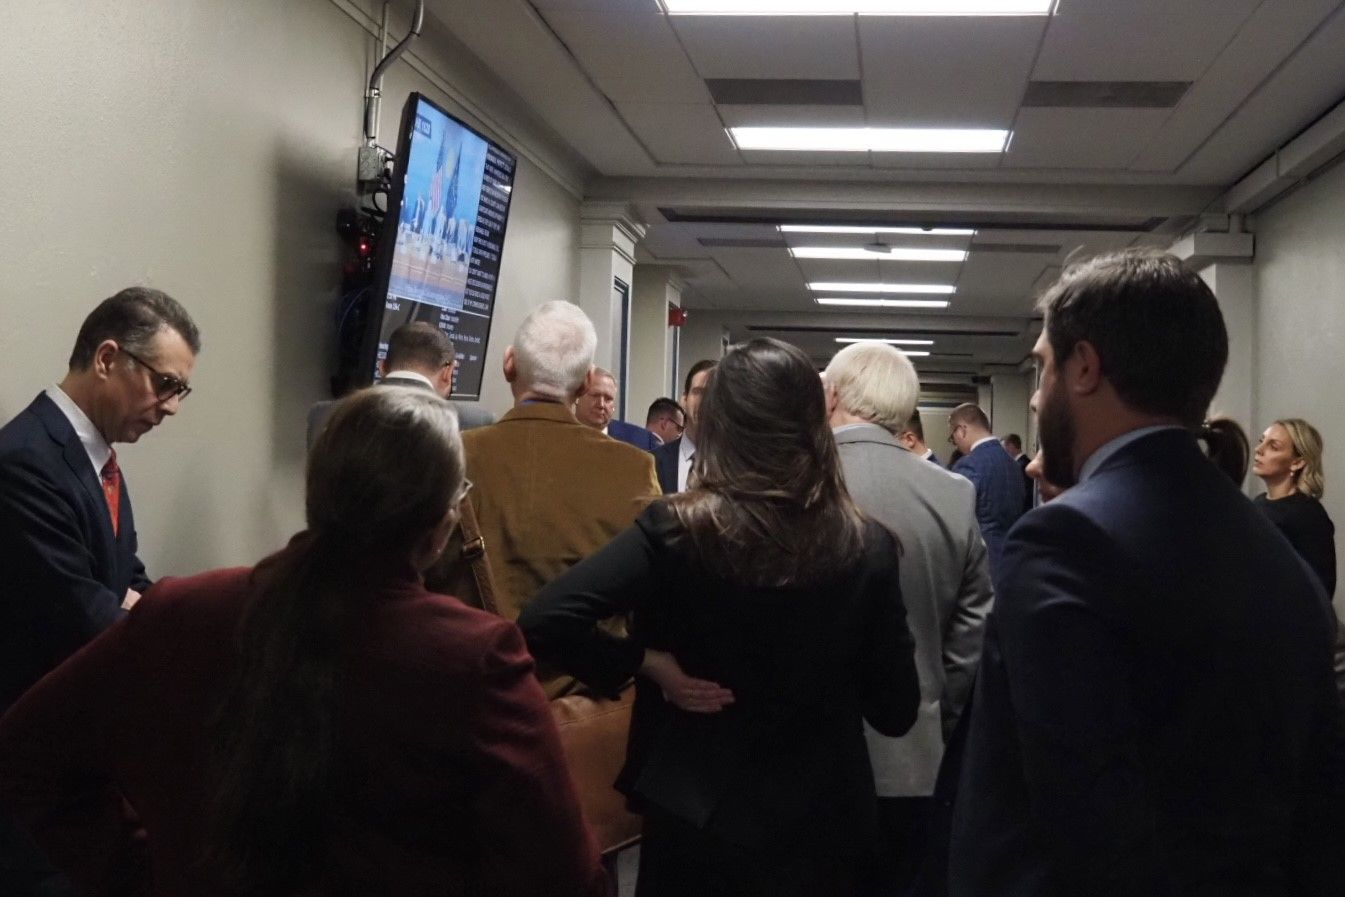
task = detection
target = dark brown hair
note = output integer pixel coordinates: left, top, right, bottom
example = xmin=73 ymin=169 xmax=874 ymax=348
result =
xmin=69 ymin=286 xmax=201 ymax=369
xmin=683 ymin=358 xmax=718 ymax=397
xmin=667 ymin=338 xmax=866 ymax=588
xmin=1037 ymin=249 xmax=1228 ymax=428
xmin=203 ymin=387 xmax=463 ymax=893
xmin=384 ymin=321 xmax=455 ymax=372
xmin=1201 ymin=416 xmax=1250 ymax=485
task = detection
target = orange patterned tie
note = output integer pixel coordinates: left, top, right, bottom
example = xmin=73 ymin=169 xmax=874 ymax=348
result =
xmin=101 ymin=451 xmax=121 ymax=537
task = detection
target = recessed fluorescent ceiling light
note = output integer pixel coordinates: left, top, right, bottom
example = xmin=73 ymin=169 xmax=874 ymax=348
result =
xmin=780 ymin=225 xmax=977 ymax=236
xmin=732 ymin=127 xmax=1009 ymax=153
xmin=816 ymin=297 xmax=951 ymax=309
xmin=835 ymin=337 xmax=934 ymax=346
xmin=665 ymin=1 xmax=1054 ymax=14
xmin=809 ymin=282 xmax=956 ymax=294
xmin=790 ymin=246 xmax=968 ymax=262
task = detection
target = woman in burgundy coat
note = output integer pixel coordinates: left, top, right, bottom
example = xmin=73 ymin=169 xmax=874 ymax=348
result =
xmin=0 ymin=387 xmax=604 ymax=897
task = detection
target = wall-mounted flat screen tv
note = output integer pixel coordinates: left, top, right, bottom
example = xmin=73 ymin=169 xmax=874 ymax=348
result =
xmin=361 ymin=92 xmax=517 ymax=400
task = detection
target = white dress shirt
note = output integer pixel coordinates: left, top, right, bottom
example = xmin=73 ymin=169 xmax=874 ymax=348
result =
xmin=678 ymin=433 xmax=697 ymax=492
xmin=45 ymin=385 xmax=111 ymax=478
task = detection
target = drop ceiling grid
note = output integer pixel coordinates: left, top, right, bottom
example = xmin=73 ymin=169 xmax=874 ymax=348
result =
xmin=1168 ymin=0 xmax=1345 ymax=184
xmin=540 ymin=10 xmax=714 ymax=104
xmin=1030 ymin=0 xmax=1263 ymax=82
xmin=1129 ymin=0 xmax=1344 ymax=174
xmin=858 ymin=15 xmax=1047 ymax=129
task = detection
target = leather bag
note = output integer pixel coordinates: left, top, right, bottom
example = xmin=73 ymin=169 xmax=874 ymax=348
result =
xmin=432 ymin=497 xmax=642 ymax=854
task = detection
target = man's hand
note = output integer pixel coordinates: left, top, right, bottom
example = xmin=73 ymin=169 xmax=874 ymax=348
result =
xmin=639 ymin=649 xmax=735 ymax=713
xmin=121 ymin=588 xmax=141 ymax=610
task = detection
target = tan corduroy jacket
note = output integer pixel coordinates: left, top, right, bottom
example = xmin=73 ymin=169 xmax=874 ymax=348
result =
xmin=460 ymin=401 xmax=661 ymax=695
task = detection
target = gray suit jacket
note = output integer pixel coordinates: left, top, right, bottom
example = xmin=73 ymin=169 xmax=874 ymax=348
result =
xmin=835 ymin=423 xmax=994 ymax=797
xmin=305 ymin=375 xmax=496 ymax=450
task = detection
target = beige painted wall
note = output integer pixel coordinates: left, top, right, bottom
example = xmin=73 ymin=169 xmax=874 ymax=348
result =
xmin=1252 ymin=160 xmax=1345 ymax=612
xmin=0 ymin=0 xmax=583 ymax=576
xmin=628 ymin=266 xmax=679 ymax=425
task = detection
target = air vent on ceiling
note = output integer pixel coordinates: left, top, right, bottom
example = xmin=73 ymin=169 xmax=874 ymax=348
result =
xmin=706 ymin=79 xmax=863 ymax=106
xmin=698 ymin=237 xmax=789 ymax=248
xmin=660 ymin=208 xmax=1169 ymax=232
xmin=1022 ymin=81 xmax=1191 ymax=109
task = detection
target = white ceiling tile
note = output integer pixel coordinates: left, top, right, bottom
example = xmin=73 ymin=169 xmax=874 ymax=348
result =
xmin=737 ymin=149 xmax=871 ymax=166
xmin=616 ymin=103 xmax=743 ymax=164
xmin=713 ymin=249 xmax=809 ymax=289
xmin=671 ymin=16 xmax=860 ymax=80
xmin=719 ymin=105 xmax=868 ymax=127
xmin=542 ymin=11 xmax=711 ymax=103
xmin=1130 ymin=0 xmax=1341 ymax=175
xmin=1033 ymin=0 xmax=1262 ymax=81
xmin=542 ymin=93 xmax=658 ymax=174
xmin=860 ymin=16 xmax=1045 ymax=128
xmin=796 ymin=256 xmax=883 ymax=281
xmin=870 ymin=151 xmax=1003 ymax=170
xmin=1003 ymin=108 xmax=1171 ymax=169
xmin=955 ymin=252 xmax=1059 ymax=313
xmin=1174 ymin=1 xmax=1345 ymax=184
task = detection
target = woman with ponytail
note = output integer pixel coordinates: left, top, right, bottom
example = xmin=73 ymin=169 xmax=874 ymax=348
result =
xmin=1253 ymin=417 xmax=1336 ymax=598
xmin=520 ymin=338 xmax=920 ymax=897
xmin=0 ymin=387 xmax=604 ymax=897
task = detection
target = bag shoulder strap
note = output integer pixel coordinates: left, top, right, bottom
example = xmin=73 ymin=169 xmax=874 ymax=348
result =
xmin=458 ymin=495 xmax=502 ymax=618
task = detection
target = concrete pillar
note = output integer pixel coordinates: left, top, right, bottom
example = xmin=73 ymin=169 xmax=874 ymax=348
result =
xmin=578 ymin=202 xmax=646 ymax=374
xmin=629 ymin=265 xmax=682 ymax=425
xmin=1199 ymin=263 xmax=1257 ymax=437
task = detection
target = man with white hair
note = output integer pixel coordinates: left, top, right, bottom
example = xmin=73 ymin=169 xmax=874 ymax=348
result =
xmin=823 ymin=340 xmax=993 ymax=896
xmin=459 ymin=301 xmax=660 ymax=696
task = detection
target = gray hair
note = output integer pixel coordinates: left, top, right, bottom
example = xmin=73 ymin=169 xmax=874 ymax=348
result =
xmin=512 ymin=301 xmax=597 ymax=400
xmin=823 ymin=341 xmax=920 ymax=433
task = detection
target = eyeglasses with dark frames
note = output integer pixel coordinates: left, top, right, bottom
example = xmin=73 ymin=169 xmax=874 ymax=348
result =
xmin=121 ymin=348 xmax=192 ymax=402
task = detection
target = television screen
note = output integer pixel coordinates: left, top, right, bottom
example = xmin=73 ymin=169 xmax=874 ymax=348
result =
xmin=363 ymin=93 xmax=517 ymax=400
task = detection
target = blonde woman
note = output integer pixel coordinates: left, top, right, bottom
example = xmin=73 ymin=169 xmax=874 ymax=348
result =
xmin=1253 ymin=418 xmax=1336 ymax=597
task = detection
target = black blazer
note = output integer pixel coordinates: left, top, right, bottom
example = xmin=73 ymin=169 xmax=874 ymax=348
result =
xmin=950 ymin=429 xmax=1345 ymax=897
xmin=651 ymin=437 xmax=680 ymax=495
xmin=0 ymin=394 xmax=149 ymax=716
xmin=519 ymin=503 xmax=920 ymax=852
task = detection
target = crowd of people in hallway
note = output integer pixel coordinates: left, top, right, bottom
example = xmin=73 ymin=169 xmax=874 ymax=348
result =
xmin=0 ymin=248 xmax=1341 ymax=897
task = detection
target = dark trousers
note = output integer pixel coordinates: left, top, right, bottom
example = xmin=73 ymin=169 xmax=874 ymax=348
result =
xmin=636 ymin=808 xmax=860 ymax=897
xmin=856 ymin=797 xmax=933 ymax=897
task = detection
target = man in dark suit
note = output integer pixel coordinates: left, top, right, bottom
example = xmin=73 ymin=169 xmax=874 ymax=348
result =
xmin=0 ymin=286 xmax=200 ymax=895
xmin=653 ymin=359 xmax=716 ymax=494
xmin=949 ymin=250 xmax=1345 ymax=897
xmin=306 ymin=322 xmax=493 ymax=449
xmin=1001 ymin=433 xmax=1034 ymax=514
xmin=574 ymin=367 xmax=659 ymax=451
xmin=644 ymin=397 xmax=685 ymax=446
xmin=898 ymin=408 xmax=941 ymax=466
xmin=950 ymin=404 xmax=1024 ymax=576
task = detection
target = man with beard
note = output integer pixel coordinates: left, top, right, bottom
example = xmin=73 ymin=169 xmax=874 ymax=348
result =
xmin=948 ymin=250 xmax=1345 ymax=897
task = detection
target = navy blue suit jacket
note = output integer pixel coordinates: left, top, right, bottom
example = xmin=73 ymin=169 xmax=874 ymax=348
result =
xmin=949 ymin=429 xmax=1345 ymax=897
xmin=0 ymin=394 xmax=148 ymax=716
xmin=607 ymin=419 xmax=659 ymax=452
xmin=952 ymin=440 xmax=1024 ymax=575
xmin=652 ymin=437 xmax=680 ymax=495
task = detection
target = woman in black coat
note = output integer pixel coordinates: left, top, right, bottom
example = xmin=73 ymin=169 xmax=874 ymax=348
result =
xmin=1253 ymin=417 xmax=1336 ymax=598
xmin=520 ymin=338 xmax=920 ymax=897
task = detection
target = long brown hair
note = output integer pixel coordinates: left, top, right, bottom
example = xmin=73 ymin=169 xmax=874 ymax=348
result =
xmin=202 ymin=387 xmax=464 ymax=893
xmin=668 ymin=338 xmax=866 ymax=587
